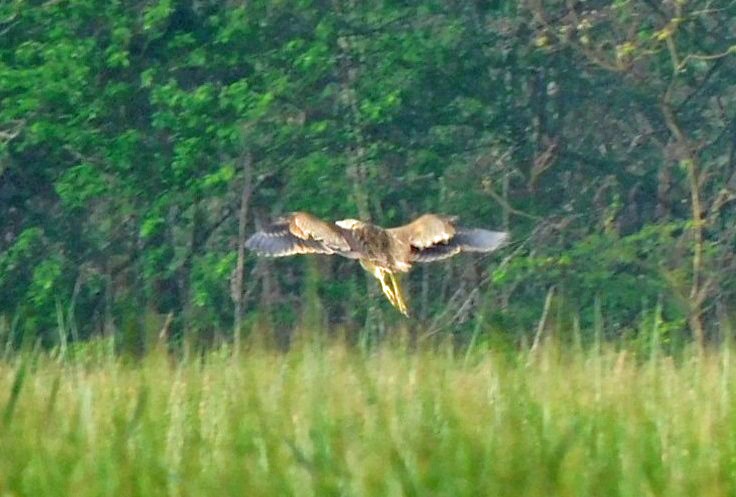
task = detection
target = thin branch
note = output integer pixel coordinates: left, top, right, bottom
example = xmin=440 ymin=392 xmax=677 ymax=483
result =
xmin=0 ymin=120 xmax=25 ymax=144
xmin=336 ymin=14 xmax=412 ymax=38
xmin=678 ymin=47 xmax=735 ymax=71
xmin=422 ymin=222 xmax=545 ymax=339
xmin=485 ymin=179 xmax=542 ymax=221
xmin=530 ymin=285 xmax=556 ymax=354
xmin=675 ymin=57 xmax=726 ymax=113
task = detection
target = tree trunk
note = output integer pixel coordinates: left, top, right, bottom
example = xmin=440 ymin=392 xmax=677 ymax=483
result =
xmin=662 ymin=100 xmax=705 ymax=350
xmin=232 ymin=152 xmax=253 ymax=350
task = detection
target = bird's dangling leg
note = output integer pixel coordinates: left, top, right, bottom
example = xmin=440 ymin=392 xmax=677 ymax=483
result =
xmin=386 ymin=272 xmax=409 ymax=316
xmin=388 ymin=272 xmax=408 ymax=316
xmin=375 ymin=269 xmax=408 ymax=316
xmin=360 ymin=260 xmax=408 ymax=316
xmin=377 ymin=270 xmax=400 ymax=311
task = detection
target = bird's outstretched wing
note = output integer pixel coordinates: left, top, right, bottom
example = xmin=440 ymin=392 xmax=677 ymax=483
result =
xmin=389 ymin=214 xmax=509 ymax=263
xmin=245 ymin=212 xmax=352 ymax=257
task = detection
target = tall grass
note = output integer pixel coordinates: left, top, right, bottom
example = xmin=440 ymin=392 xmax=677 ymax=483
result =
xmin=0 ymin=335 xmax=734 ymax=497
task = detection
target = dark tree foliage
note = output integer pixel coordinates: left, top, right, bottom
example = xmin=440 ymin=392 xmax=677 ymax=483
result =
xmin=1 ymin=0 xmax=735 ymax=347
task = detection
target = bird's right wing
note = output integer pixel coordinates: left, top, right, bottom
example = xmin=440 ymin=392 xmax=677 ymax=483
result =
xmin=245 ymin=212 xmax=352 ymax=257
xmin=387 ymin=214 xmax=457 ymax=248
xmin=390 ymin=214 xmax=508 ymax=263
xmin=410 ymin=228 xmax=509 ymax=262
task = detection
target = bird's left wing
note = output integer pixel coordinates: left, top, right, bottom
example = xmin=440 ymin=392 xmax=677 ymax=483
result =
xmin=245 ymin=212 xmax=353 ymax=257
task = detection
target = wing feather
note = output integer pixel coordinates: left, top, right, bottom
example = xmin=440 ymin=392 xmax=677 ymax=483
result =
xmin=411 ymin=228 xmax=508 ymax=262
xmin=389 ymin=213 xmax=508 ymax=263
xmin=388 ymin=214 xmax=457 ymax=249
xmin=245 ymin=212 xmax=351 ymax=257
xmin=289 ymin=212 xmax=351 ymax=252
xmin=456 ymin=229 xmax=509 ymax=252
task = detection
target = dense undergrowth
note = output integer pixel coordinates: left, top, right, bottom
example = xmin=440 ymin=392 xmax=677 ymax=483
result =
xmin=0 ymin=331 xmax=734 ymax=497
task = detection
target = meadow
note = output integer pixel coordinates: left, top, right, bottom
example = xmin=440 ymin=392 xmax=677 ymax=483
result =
xmin=0 ymin=334 xmax=734 ymax=497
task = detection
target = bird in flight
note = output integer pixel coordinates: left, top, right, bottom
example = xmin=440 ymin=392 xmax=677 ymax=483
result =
xmin=245 ymin=212 xmax=508 ymax=316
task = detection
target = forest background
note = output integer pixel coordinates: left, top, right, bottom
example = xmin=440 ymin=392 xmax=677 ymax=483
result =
xmin=1 ymin=0 xmax=736 ymax=349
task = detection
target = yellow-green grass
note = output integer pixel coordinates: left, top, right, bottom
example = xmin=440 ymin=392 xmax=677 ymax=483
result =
xmin=0 ymin=337 xmax=734 ymax=497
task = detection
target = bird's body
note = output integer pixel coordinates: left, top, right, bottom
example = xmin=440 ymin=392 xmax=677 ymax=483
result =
xmin=335 ymin=219 xmax=411 ymax=272
xmin=246 ymin=212 xmax=508 ymax=315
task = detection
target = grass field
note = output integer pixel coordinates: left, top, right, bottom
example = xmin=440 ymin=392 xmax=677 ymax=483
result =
xmin=0 ymin=335 xmax=734 ymax=497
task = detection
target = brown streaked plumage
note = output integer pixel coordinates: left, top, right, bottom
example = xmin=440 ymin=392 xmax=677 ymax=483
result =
xmin=246 ymin=212 xmax=509 ymax=316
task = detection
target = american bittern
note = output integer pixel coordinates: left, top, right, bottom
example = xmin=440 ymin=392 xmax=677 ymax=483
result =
xmin=246 ymin=212 xmax=508 ymax=316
